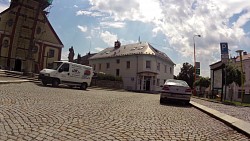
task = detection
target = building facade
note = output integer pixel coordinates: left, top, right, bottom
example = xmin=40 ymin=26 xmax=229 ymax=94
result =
xmin=0 ymin=0 xmax=63 ymax=73
xmin=89 ymin=41 xmax=175 ymax=92
xmin=229 ymin=52 xmax=250 ymax=102
xmin=210 ymin=52 xmax=250 ymax=102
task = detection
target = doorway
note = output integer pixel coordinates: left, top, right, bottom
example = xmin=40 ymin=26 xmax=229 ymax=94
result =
xmin=144 ymin=76 xmax=151 ymax=91
xmin=14 ymin=59 xmax=22 ymax=71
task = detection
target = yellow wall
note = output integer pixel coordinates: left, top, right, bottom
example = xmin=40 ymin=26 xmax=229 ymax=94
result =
xmin=42 ymin=46 xmax=60 ymax=69
xmin=0 ymin=0 xmax=63 ymax=72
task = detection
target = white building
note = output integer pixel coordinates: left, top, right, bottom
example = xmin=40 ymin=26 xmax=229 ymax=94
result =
xmin=89 ymin=41 xmax=175 ymax=92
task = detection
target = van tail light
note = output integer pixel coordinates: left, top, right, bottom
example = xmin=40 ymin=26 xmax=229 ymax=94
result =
xmin=162 ymin=86 xmax=169 ymax=91
xmin=185 ymin=88 xmax=192 ymax=93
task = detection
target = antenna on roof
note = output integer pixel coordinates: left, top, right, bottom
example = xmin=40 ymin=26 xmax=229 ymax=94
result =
xmin=138 ymin=36 xmax=141 ymax=44
xmin=88 ymin=40 xmax=91 ymax=53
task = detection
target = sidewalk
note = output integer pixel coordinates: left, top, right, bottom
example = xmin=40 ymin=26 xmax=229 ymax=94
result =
xmin=191 ymin=97 xmax=250 ymax=137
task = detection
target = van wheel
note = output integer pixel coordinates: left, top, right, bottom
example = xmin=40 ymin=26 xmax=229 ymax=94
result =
xmin=41 ymin=80 xmax=47 ymax=86
xmin=160 ymin=98 xmax=165 ymax=104
xmin=184 ymin=100 xmax=190 ymax=105
xmin=52 ymin=79 xmax=59 ymax=87
xmin=80 ymin=83 xmax=87 ymax=90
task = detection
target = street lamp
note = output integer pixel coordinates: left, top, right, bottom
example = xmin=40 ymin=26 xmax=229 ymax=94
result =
xmin=193 ymin=34 xmax=201 ymax=96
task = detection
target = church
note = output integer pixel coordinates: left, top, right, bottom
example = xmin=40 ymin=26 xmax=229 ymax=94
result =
xmin=0 ymin=0 xmax=63 ymax=73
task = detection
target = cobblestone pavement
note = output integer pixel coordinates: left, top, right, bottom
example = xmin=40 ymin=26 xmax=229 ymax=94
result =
xmin=0 ymin=83 xmax=249 ymax=141
xmin=191 ymin=97 xmax=250 ymax=123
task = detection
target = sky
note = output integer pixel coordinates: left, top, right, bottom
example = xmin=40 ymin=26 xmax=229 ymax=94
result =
xmin=1 ymin=0 xmax=250 ymax=77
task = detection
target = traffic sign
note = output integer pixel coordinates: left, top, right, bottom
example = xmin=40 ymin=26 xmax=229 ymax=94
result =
xmin=220 ymin=42 xmax=228 ymax=54
xmin=196 ymin=68 xmax=200 ymax=75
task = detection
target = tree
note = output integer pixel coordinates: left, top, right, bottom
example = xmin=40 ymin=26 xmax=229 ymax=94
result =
xmin=176 ymin=62 xmax=194 ymax=88
xmin=225 ymin=64 xmax=244 ymax=86
xmin=194 ymin=77 xmax=210 ymax=88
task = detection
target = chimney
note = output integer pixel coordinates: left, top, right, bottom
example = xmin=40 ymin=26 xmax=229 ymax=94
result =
xmin=243 ymin=51 xmax=247 ymax=55
xmin=114 ymin=40 xmax=121 ymax=49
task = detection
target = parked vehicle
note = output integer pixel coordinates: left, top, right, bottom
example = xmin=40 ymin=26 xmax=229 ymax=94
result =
xmin=160 ymin=79 xmax=192 ymax=104
xmin=39 ymin=61 xmax=93 ymax=90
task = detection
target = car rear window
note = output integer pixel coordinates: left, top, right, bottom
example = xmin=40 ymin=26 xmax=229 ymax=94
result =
xmin=165 ymin=79 xmax=188 ymax=87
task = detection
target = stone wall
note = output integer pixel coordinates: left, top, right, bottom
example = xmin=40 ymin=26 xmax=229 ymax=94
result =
xmin=91 ymin=79 xmax=123 ymax=89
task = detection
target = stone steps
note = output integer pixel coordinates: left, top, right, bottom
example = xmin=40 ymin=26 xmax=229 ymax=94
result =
xmin=0 ymin=69 xmax=39 ymax=82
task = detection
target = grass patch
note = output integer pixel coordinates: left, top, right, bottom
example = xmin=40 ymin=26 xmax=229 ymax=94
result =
xmin=223 ymin=100 xmax=250 ymax=107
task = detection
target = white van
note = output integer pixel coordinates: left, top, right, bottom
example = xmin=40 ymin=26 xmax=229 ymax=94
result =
xmin=39 ymin=61 xmax=93 ymax=90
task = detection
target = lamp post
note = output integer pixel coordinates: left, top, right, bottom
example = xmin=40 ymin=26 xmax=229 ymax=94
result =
xmin=193 ymin=35 xmax=201 ymax=96
xmin=236 ymin=50 xmax=244 ymax=103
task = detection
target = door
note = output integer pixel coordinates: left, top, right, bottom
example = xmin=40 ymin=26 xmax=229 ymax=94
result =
xmin=14 ymin=59 xmax=22 ymax=71
xmin=58 ymin=63 xmax=70 ymax=82
xmin=144 ymin=76 xmax=151 ymax=91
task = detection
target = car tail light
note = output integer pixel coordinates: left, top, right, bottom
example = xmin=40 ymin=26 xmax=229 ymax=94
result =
xmin=185 ymin=88 xmax=191 ymax=92
xmin=162 ymin=86 xmax=169 ymax=91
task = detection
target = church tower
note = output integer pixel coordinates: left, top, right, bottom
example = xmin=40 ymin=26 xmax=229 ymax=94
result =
xmin=0 ymin=0 xmax=63 ymax=73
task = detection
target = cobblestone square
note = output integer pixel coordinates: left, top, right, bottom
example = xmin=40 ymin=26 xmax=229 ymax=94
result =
xmin=0 ymin=83 xmax=249 ymax=140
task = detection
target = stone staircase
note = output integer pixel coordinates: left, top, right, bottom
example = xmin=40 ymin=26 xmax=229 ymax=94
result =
xmin=0 ymin=69 xmax=39 ymax=83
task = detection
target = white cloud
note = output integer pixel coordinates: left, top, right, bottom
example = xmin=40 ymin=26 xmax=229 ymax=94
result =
xmin=76 ymin=10 xmax=103 ymax=17
xmin=0 ymin=4 xmax=8 ymax=12
xmin=61 ymin=50 xmax=69 ymax=61
xmin=86 ymin=36 xmax=92 ymax=39
xmin=174 ymin=63 xmax=182 ymax=76
xmin=100 ymin=31 xmax=117 ymax=46
xmin=100 ymin=21 xmax=126 ymax=28
xmin=74 ymin=5 xmax=78 ymax=8
xmin=95 ymin=47 xmax=104 ymax=52
xmin=77 ymin=25 xmax=88 ymax=32
xmin=86 ymin=0 xmax=250 ymax=77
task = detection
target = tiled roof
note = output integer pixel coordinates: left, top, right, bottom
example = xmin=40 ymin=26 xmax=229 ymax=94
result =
xmin=236 ymin=53 xmax=250 ymax=61
xmin=89 ymin=42 xmax=175 ymax=65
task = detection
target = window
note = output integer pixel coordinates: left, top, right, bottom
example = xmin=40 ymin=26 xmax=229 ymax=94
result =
xmin=106 ymin=63 xmax=110 ymax=69
xmin=170 ymin=67 xmax=172 ymax=74
xmin=60 ymin=63 xmax=69 ymax=72
xmin=164 ymin=79 xmax=166 ymax=84
xmin=48 ymin=49 xmax=55 ymax=58
xmin=146 ymin=61 xmax=151 ymax=69
xmin=116 ymin=59 xmax=120 ymax=64
xmin=116 ymin=69 xmax=120 ymax=76
xmin=127 ymin=61 xmax=130 ymax=69
xmin=157 ymin=79 xmax=160 ymax=86
xmin=93 ymin=64 xmax=96 ymax=71
xmin=99 ymin=64 xmax=101 ymax=70
xmin=3 ymin=39 xmax=9 ymax=48
xmin=157 ymin=63 xmax=160 ymax=71
xmin=165 ymin=65 xmax=167 ymax=73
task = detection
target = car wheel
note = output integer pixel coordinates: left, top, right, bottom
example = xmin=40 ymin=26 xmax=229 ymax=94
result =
xmin=160 ymin=98 xmax=165 ymax=104
xmin=52 ymin=79 xmax=59 ymax=87
xmin=41 ymin=80 xmax=47 ymax=86
xmin=184 ymin=100 xmax=190 ymax=105
xmin=80 ymin=83 xmax=87 ymax=90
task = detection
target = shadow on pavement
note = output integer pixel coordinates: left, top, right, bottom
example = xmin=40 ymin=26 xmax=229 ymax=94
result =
xmin=160 ymin=100 xmax=192 ymax=108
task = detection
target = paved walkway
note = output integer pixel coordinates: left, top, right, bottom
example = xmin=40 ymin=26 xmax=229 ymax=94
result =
xmin=192 ymin=97 xmax=250 ymax=123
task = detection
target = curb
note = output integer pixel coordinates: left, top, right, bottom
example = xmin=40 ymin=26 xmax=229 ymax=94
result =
xmin=0 ymin=80 xmax=31 ymax=84
xmin=190 ymin=101 xmax=250 ymax=137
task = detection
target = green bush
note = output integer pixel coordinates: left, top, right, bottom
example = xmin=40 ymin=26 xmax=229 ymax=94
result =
xmin=96 ymin=73 xmax=122 ymax=82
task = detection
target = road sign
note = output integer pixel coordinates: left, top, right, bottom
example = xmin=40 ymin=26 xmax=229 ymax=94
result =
xmin=195 ymin=62 xmax=200 ymax=68
xmin=196 ymin=68 xmax=200 ymax=75
xmin=220 ymin=43 xmax=228 ymax=54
